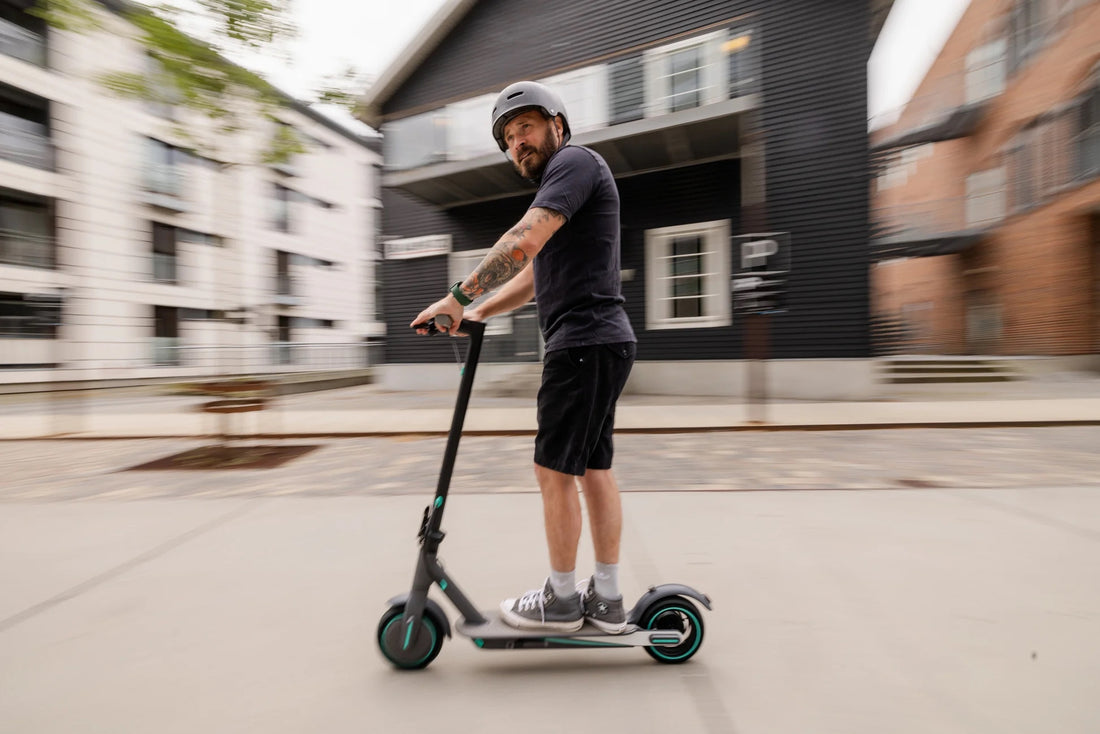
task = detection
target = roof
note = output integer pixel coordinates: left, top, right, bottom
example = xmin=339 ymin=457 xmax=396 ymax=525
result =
xmin=359 ymin=0 xmax=896 ymax=130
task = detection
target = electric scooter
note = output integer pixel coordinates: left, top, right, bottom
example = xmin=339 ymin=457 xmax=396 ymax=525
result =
xmin=377 ymin=315 xmax=711 ymax=670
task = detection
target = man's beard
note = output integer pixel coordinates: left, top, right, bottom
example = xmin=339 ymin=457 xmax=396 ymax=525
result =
xmin=513 ymin=134 xmax=559 ymax=181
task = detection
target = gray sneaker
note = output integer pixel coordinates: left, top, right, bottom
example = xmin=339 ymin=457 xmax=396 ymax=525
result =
xmin=500 ymin=578 xmax=583 ymax=632
xmin=578 ymin=577 xmax=627 ymax=634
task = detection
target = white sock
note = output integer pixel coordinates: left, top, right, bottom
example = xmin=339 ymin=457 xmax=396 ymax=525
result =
xmin=549 ymin=569 xmax=575 ymax=598
xmin=594 ymin=562 xmax=620 ymax=599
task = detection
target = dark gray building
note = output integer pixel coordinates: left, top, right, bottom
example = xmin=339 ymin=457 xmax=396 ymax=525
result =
xmin=360 ymin=0 xmax=893 ymax=398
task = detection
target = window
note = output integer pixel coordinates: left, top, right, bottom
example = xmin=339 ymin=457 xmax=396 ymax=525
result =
xmin=151 ymin=222 xmax=177 ymax=283
xmin=1007 ymin=0 xmax=1052 ymax=75
xmin=609 ymin=56 xmax=645 ymax=125
xmin=0 ymin=84 xmax=52 ymax=170
xmin=965 ymin=39 xmax=1006 ymax=104
xmin=0 ymin=191 xmax=54 ymax=269
xmin=725 ymin=27 xmax=760 ymax=98
xmin=152 ymin=305 xmax=180 ymax=366
xmin=965 ymin=168 xmax=1007 ymax=227
xmin=645 ymin=31 xmax=726 ymax=117
xmin=645 ymin=220 xmax=731 ymax=329
xmin=1009 ymin=126 xmax=1038 ymax=212
xmin=0 ymin=291 xmax=60 ymax=339
xmin=271 ymin=183 xmax=293 ymax=232
xmin=1076 ymin=70 xmax=1100 ymax=180
xmin=0 ymin=4 xmax=47 ymax=67
xmin=143 ymin=138 xmax=185 ymax=197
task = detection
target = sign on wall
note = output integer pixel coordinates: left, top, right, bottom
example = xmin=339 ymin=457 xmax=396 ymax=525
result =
xmin=384 ymin=234 xmax=452 ymax=260
xmin=731 ymin=232 xmax=791 ymax=314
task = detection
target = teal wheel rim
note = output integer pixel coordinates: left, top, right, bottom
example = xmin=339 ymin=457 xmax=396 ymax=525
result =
xmin=644 ymin=605 xmax=702 ymax=662
xmin=380 ymin=614 xmax=438 ymax=669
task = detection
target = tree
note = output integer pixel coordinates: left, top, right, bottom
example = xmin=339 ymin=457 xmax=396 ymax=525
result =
xmin=32 ymin=0 xmax=311 ymax=162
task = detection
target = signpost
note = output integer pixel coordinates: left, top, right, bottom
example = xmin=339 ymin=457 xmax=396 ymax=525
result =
xmin=731 ymin=233 xmax=791 ymax=423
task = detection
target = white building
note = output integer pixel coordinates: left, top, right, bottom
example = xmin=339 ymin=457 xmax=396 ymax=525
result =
xmin=0 ymin=0 xmax=383 ymax=387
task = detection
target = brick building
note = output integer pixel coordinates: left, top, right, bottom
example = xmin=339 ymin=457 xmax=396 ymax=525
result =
xmin=871 ymin=0 xmax=1100 ymax=367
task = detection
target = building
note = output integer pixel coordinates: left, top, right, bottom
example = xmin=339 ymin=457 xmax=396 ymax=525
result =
xmin=871 ymin=0 xmax=1099 ymax=367
xmin=360 ymin=0 xmax=892 ymax=399
xmin=0 ymin=0 xmax=384 ymax=387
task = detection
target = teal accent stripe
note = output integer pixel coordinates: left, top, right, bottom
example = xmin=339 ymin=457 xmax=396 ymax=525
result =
xmin=474 ymin=638 xmax=485 ymax=648
xmin=651 ymin=637 xmax=681 ymax=645
xmin=403 ymin=621 xmax=414 ymax=650
xmin=440 ymin=580 xmax=448 ymax=591
xmin=434 ymin=497 xmax=443 ymax=508
xmin=544 ymin=637 xmax=630 ymax=648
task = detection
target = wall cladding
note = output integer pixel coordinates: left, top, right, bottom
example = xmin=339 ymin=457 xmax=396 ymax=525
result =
xmin=382 ymin=0 xmax=873 ymax=362
xmin=385 ymin=0 xmax=752 ymax=117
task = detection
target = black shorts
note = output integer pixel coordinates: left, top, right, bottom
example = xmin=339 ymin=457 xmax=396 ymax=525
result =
xmin=534 ymin=342 xmax=636 ymax=476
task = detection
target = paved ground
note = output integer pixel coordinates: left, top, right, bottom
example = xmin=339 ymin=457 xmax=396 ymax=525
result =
xmin=3 ymin=426 xmax=1100 ymax=501
xmin=2 ymin=426 xmax=1100 ymax=732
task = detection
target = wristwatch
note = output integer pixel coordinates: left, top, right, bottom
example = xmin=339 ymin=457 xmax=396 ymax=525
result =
xmin=449 ymin=281 xmax=473 ymax=307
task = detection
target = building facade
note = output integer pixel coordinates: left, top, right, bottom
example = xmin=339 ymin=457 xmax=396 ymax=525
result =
xmin=361 ymin=0 xmax=891 ymax=399
xmin=871 ymin=0 xmax=1100 ymax=365
xmin=0 ymin=0 xmax=383 ymax=386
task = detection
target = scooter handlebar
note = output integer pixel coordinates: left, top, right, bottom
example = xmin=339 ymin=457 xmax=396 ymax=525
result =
xmin=411 ymin=315 xmax=486 ymax=338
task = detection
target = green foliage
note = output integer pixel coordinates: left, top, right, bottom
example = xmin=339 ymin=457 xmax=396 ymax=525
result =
xmin=34 ymin=0 xmax=305 ymax=162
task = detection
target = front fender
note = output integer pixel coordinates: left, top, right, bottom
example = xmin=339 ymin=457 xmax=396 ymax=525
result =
xmin=386 ymin=594 xmax=452 ymax=638
xmin=627 ymin=584 xmax=712 ymax=625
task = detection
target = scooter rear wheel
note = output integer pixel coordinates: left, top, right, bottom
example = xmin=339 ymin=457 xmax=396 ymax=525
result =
xmin=641 ymin=597 xmax=705 ymax=664
xmin=377 ymin=605 xmax=444 ymax=670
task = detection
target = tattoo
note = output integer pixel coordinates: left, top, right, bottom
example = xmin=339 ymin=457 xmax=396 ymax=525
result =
xmin=460 ymin=208 xmax=563 ymax=298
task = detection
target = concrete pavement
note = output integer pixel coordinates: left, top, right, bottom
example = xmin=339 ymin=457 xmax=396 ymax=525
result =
xmin=2 ymin=486 xmax=1099 ymax=733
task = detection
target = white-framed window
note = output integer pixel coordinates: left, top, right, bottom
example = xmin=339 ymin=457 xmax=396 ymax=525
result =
xmin=449 ymin=249 xmax=512 ymax=336
xmin=645 ymin=220 xmax=731 ymax=330
xmin=644 ymin=31 xmax=726 ymax=117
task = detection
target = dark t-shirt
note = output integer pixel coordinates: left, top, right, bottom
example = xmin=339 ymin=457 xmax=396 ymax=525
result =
xmin=529 ymin=145 xmax=635 ymax=352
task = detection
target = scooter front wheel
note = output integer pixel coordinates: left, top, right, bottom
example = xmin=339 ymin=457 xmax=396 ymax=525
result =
xmin=642 ymin=597 xmax=705 ymax=664
xmin=377 ymin=605 xmax=444 ymax=670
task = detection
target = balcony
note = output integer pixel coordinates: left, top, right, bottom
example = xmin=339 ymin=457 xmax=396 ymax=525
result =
xmin=151 ymin=337 xmax=182 ymax=366
xmin=381 ymin=24 xmax=761 ymax=208
xmin=872 ymin=37 xmax=1006 ymax=152
xmin=0 ymin=14 xmax=47 ymax=68
xmin=871 ymin=196 xmax=997 ymax=260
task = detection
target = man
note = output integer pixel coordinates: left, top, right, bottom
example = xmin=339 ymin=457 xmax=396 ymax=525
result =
xmin=411 ymin=81 xmax=636 ymax=634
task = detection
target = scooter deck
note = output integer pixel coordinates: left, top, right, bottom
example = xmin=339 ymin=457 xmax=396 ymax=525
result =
xmin=456 ymin=611 xmax=685 ymax=650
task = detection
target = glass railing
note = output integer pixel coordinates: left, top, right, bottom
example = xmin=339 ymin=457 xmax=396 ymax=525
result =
xmin=152 ymin=252 xmax=177 ymax=283
xmin=143 ymin=164 xmax=185 ymax=196
xmin=384 ymin=23 xmax=760 ymax=170
xmin=0 ymin=228 xmax=54 ymax=269
xmin=152 ymin=337 xmax=182 ymax=366
xmin=0 ymin=16 xmax=47 ymax=67
xmin=0 ymin=119 xmax=54 ymax=170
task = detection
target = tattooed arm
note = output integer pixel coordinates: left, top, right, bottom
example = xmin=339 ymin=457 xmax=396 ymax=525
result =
xmin=459 ymin=206 xmax=564 ymax=300
xmin=411 ymin=206 xmax=565 ymax=334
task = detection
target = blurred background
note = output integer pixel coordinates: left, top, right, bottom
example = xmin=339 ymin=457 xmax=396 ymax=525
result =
xmin=2 ymin=0 xmax=1098 ymax=436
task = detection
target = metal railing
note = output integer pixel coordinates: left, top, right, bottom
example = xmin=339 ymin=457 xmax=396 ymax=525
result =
xmin=0 ymin=228 xmax=55 ymax=269
xmin=0 ymin=119 xmax=55 ymax=170
xmin=151 ymin=337 xmax=182 ymax=366
xmin=0 ymin=16 xmax=47 ymax=67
